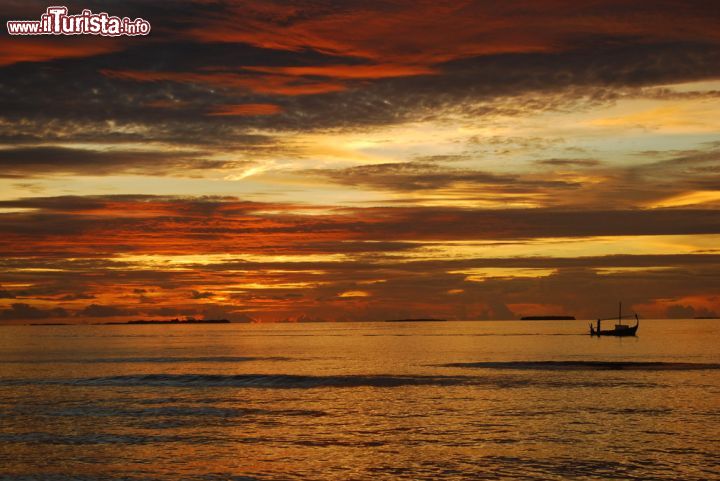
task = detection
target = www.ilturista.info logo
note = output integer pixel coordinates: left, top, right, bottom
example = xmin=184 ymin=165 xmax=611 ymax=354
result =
xmin=7 ymin=6 xmax=151 ymax=36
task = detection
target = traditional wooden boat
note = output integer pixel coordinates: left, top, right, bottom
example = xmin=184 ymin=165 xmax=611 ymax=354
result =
xmin=590 ymin=302 xmax=639 ymax=336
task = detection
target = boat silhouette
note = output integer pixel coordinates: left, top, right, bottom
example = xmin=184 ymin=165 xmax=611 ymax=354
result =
xmin=590 ymin=302 xmax=639 ymax=337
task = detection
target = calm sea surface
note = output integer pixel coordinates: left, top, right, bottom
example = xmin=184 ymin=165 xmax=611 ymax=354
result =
xmin=1 ymin=320 xmax=718 ymax=480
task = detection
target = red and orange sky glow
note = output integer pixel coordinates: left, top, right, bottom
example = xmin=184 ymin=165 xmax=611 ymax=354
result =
xmin=1 ymin=0 xmax=719 ymax=323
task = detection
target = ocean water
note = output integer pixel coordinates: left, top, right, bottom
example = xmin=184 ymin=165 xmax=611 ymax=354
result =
xmin=0 ymin=319 xmax=718 ymax=480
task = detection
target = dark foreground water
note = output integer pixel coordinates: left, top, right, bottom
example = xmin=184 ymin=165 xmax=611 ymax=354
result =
xmin=1 ymin=320 xmax=718 ymax=480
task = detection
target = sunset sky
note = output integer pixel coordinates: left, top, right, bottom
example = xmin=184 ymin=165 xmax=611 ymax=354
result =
xmin=1 ymin=0 xmax=719 ymax=323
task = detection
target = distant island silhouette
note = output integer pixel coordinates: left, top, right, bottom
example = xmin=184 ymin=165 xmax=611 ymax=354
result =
xmin=385 ymin=318 xmax=447 ymax=322
xmin=98 ymin=318 xmax=231 ymax=325
xmin=520 ymin=316 xmax=575 ymax=320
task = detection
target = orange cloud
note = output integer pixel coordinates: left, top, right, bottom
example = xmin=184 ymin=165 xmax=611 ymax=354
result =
xmin=1 ymin=197 xmax=719 ymax=323
xmin=186 ymin=0 xmax=720 ymax=68
xmin=101 ymin=69 xmax=346 ymax=95
xmin=186 ymin=2 xmax=552 ymax=64
xmin=207 ymin=103 xmax=282 ymax=116
xmin=339 ymin=290 xmax=370 ymax=297
xmin=243 ymin=64 xmax=437 ymax=79
xmin=143 ymin=99 xmax=191 ymax=109
xmin=0 ymin=38 xmax=120 ymax=66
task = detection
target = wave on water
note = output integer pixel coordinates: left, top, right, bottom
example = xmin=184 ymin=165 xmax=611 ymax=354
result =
xmin=0 ymin=432 xmax=194 ymax=445
xmin=441 ymin=361 xmax=720 ymax=371
xmin=1 ymin=356 xmax=292 ymax=364
xmin=362 ymin=333 xmax=584 ymax=337
xmin=0 ymin=475 xmax=277 ymax=481
xmin=1 ymin=373 xmax=472 ymax=388
xmin=71 ymin=373 xmax=472 ymax=388
xmin=0 ymin=373 xmax=660 ymax=389
xmin=8 ymin=404 xmax=327 ymax=419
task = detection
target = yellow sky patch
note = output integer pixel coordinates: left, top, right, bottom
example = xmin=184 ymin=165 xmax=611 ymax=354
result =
xmin=339 ymin=290 xmax=370 ymax=297
xmin=648 ymin=191 xmax=720 ymax=208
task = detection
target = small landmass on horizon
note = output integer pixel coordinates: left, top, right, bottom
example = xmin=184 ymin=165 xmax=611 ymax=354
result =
xmin=97 ymin=318 xmax=232 ymax=325
xmin=385 ymin=318 xmax=447 ymax=322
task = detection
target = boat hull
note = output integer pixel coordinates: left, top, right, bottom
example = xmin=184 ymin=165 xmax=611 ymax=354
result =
xmin=590 ymin=323 xmax=638 ymax=337
xmin=590 ymin=303 xmax=640 ymax=336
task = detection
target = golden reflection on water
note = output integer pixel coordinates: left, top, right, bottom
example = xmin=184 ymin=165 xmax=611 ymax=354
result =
xmin=0 ymin=320 xmax=718 ymax=480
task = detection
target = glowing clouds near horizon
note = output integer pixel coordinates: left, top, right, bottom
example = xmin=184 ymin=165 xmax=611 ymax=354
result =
xmin=1 ymin=1 xmax=719 ymax=321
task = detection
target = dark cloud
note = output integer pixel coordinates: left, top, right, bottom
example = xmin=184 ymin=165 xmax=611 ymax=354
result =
xmin=0 ymin=197 xmax=718 ymax=258
xmin=59 ymin=293 xmax=96 ymax=301
xmin=306 ymin=162 xmax=579 ymax=192
xmin=636 ymin=145 xmax=720 ymax=177
xmin=0 ymin=193 xmax=716 ymax=322
xmin=193 ymin=304 xmax=256 ymax=323
xmin=411 ymin=155 xmax=472 ymax=163
xmin=353 ymin=208 xmax=720 ymax=240
xmin=286 ymin=41 xmax=720 ymax=129
xmin=144 ymin=307 xmax=185 ymax=318
xmin=0 ymin=194 xmax=241 ymax=212
xmin=535 ymin=158 xmax=601 ymax=167
xmin=1 ymin=2 xmax=719 ymax=320
xmin=478 ymin=301 xmax=516 ymax=321
xmin=77 ymin=304 xmax=130 ymax=318
xmin=190 ymin=290 xmax=215 ymax=299
xmin=2 ymin=14 xmax=720 ymax=146
xmin=0 ymin=303 xmax=68 ymax=321
xmin=0 ymin=146 xmax=251 ymax=177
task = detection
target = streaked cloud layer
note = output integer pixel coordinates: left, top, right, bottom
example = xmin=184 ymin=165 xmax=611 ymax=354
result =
xmin=1 ymin=0 xmax=718 ymax=321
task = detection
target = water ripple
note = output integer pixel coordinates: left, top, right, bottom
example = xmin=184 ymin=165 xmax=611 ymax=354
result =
xmin=0 ymin=373 xmax=660 ymax=389
xmin=1 ymin=356 xmax=292 ymax=364
xmin=441 ymin=360 xmax=720 ymax=371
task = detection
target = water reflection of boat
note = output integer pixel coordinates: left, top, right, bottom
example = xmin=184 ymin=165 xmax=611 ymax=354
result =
xmin=590 ymin=302 xmax=639 ymax=337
